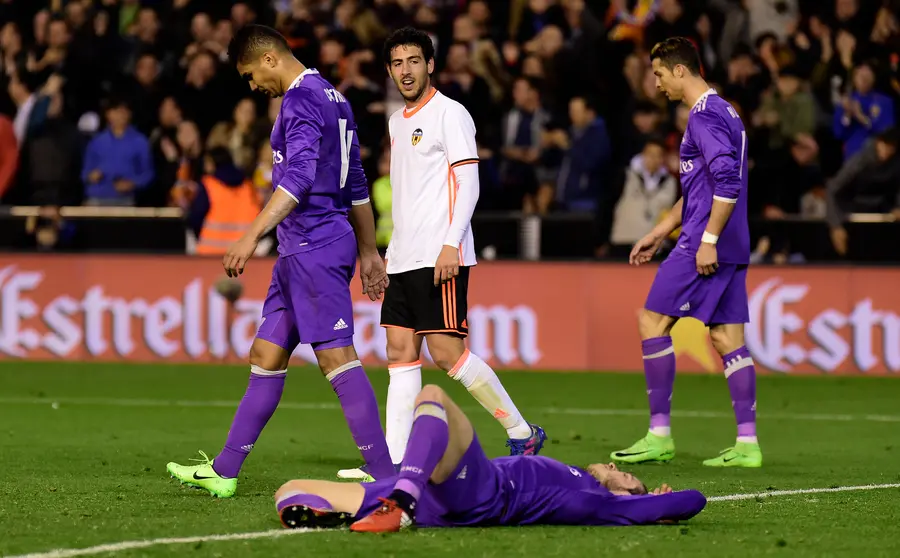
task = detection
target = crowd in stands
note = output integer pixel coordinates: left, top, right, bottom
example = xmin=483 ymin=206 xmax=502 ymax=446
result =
xmin=0 ymin=0 xmax=898 ymax=260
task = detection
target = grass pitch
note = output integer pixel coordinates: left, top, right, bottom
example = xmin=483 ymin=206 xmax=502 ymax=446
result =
xmin=2 ymin=362 xmax=899 ymax=557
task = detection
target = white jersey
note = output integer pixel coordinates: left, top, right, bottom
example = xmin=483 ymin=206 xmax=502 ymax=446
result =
xmin=386 ymin=88 xmax=479 ymax=274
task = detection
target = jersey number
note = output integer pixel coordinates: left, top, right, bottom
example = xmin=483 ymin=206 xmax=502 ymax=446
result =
xmin=338 ymin=118 xmax=354 ymax=189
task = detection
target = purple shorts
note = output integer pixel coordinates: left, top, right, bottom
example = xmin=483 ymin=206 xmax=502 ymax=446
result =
xmin=645 ymin=253 xmax=749 ymax=325
xmin=256 ymin=232 xmax=357 ymax=351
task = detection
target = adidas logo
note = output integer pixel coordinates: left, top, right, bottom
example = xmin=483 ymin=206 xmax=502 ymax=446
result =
xmin=241 ymin=444 xmax=254 ymax=452
xmin=456 ymin=465 xmax=467 ymax=480
xmin=333 ymin=318 xmax=348 ymax=331
xmin=493 ymin=408 xmax=510 ymax=419
xmin=679 ymin=302 xmax=691 ymax=311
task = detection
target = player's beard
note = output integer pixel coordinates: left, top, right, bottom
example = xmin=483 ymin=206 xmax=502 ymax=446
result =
xmin=398 ymin=76 xmax=429 ymax=104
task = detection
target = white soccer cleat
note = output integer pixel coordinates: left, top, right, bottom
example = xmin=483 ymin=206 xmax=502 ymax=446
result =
xmin=337 ymin=466 xmax=375 ymax=482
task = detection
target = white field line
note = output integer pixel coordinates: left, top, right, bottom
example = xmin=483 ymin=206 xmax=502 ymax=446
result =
xmin=1 ymin=396 xmax=899 ymax=423
xmin=5 ymin=484 xmax=900 ymax=558
xmin=706 ymin=483 xmax=900 ymax=502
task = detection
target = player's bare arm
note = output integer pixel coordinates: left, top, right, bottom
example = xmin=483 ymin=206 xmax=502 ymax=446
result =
xmin=350 ymin=202 xmax=389 ymax=300
xmin=630 ymin=197 xmax=683 ymax=266
xmin=223 ymin=187 xmax=298 ymax=277
xmin=696 ymin=199 xmax=735 ymax=275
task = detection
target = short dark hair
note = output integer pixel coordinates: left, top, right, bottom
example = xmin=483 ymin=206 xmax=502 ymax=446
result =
xmin=206 ymin=146 xmax=235 ymax=169
xmin=643 ymin=136 xmax=667 ymax=151
xmin=103 ymin=96 xmax=130 ymax=112
xmin=571 ymin=95 xmax=598 ymax=114
xmin=382 ymin=26 xmax=435 ymax=66
xmin=629 ymin=482 xmax=649 ymax=496
xmin=228 ymin=24 xmax=290 ymax=66
xmin=875 ymin=127 xmax=899 ymax=147
xmin=515 ymin=75 xmax=542 ymax=92
xmin=650 ymin=37 xmax=702 ymax=76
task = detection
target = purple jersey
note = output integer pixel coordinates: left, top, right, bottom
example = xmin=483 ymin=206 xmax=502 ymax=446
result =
xmin=361 ymin=444 xmax=706 ymax=527
xmin=674 ymin=89 xmax=750 ymax=264
xmin=270 ymin=69 xmax=370 ymax=256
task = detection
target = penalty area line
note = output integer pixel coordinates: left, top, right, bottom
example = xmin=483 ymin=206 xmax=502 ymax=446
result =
xmin=6 ymin=484 xmax=900 ymax=558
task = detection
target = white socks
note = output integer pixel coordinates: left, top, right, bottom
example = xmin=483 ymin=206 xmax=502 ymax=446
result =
xmin=385 ymin=361 xmax=422 ymax=464
xmin=449 ymin=350 xmax=532 ymax=440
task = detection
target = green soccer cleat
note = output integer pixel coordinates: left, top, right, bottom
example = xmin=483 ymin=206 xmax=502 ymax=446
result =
xmin=610 ymin=431 xmax=676 ymax=464
xmin=702 ymin=441 xmax=763 ymax=468
xmin=167 ymin=450 xmax=237 ymax=498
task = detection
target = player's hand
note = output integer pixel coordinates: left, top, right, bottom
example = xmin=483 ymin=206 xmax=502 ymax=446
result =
xmin=696 ymin=242 xmax=718 ymax=275
xmin=359 ymin=251 xmax=389 ymax=301
xmin=651 ymin=483 xmax=673 ymax=495
xmin=629 ymin=233 xmax=664 ymax=266
xmin=434 ymin=245 xmax=460 ymax=286
xmin=223 ymin=235 xmax=259 ymax=277
xmin=113 ymin=179 xmax=135 ymax=193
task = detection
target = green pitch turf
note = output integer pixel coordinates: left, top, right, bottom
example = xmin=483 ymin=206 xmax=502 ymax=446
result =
xmin=1 ymin=362 xmax=899 ymax=557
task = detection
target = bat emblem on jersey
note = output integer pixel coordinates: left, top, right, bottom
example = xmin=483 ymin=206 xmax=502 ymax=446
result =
xmin=411 ymin=128 xmax=423 ymax=146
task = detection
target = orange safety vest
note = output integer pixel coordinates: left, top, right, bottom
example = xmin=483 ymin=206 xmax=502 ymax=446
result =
xmin=196 ymin=175 xmax=261 ymax=255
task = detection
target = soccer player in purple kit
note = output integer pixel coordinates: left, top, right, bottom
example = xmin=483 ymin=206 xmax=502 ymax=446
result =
xmin=274 ymin=384 xmax=707 ymax=532
xmin=166 ymin=25 xmax=395 ymax=497
xmin=610 ymin=37 xmax=762 ymax=468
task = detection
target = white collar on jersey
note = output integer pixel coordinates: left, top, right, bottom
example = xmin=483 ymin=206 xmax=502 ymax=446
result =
xmin=287 ymin=68 xmax=320 ymax=91
xmin=691 ymin=88 xmax=717 ymax=111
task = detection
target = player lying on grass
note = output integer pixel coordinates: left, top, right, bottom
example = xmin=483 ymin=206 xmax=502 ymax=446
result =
xmin=275 ymin=384 xmax=707 ymax=532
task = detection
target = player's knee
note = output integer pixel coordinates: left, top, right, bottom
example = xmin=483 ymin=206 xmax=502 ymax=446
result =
xmin=274 ymin=480 xmax=304 ymax=502
xmin=416 ymin=384 xmax=447 ymax=406
xmin=386 ymin=328 xmax=420 ymax=365
xmin=249 ymin=340 xmax=290 ymax=371
xmin=427 ymin=342 xmax=466 ymax=373
xmin=638 ymin=309 xmax=674 ymax=340
xmin=315 ymin=345 xmax=359 ymax=376
xmin=709 ymin=327 xmax=742 ymax=355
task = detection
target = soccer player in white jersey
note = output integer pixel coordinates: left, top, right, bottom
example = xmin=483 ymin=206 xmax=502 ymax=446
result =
xmin=338 ymin=27 xmax=546 ymax=483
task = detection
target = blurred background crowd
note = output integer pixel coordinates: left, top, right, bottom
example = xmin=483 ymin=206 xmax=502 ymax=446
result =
xmin=0 ymin=0 xmax=898 ymax=261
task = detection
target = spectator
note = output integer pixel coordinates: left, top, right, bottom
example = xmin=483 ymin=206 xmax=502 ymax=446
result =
xmin=827 ymin=128 xmax=900 ymax=255
xmin=207 ymin=97 xmax=261 ymax=177
xmin=604 ymin=138 xmax=678 ymax=258
xmin=252 ymin=140 xmax=273 ymax=207
xmin=438 ymin=42 xmax=493 ymax=142
xmin=146 ymin=96 xmax=184 ymax=207
xmin=371 ymin=148 xmax=392 ymax=250
xmin=81 ymin=98 xmax=154 ymax=206
xmin=500 ymin=76 xmax=551 ymax=213
xmin=22 ymin=79 xmax=81 ymax=207
xmin=0 ymin=112 xmax=17 ymax=199
xmin=189 ymin=146 xmax=260 ymax=253
xmin=555 ymin=96 xmax=611 ymax=212
xmin=168 ymin=119 xmax=204 ymax=210
xmin=833 ymin=61 xmax=896 ymax=159
xmin=122 ymin=52 xmax=166 ymax=135
xmin=754 ymin=65 xmax=816 ymax=152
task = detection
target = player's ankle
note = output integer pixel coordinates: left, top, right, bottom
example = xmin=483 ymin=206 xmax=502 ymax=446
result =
xmin=388 ymin=489 xmax=417 ymax=517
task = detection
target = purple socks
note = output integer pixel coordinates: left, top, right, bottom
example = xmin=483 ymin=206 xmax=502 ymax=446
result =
xmin=642 ymin=336 xmax=676 ymax=432
xmin=214 ymin=371 xmax=286 ymax=479
xmin=723 ymin=346 xmax=757 ymax=439
xmin=394 ymin=401 xmax=449 ymax=501
xmin=328 ymin=363 xmax=395 ymax=480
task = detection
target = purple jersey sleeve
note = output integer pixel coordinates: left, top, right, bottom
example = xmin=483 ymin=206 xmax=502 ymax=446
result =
xmin=563 ymin=489 xmax=707 ymax=526
xmin=277 ymin=88 xmax=324 ymax=203
xmin=347 ymin=126 xmax=370 ymax=205
xmin=692 ymin=109 xmax=742 ymax=202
